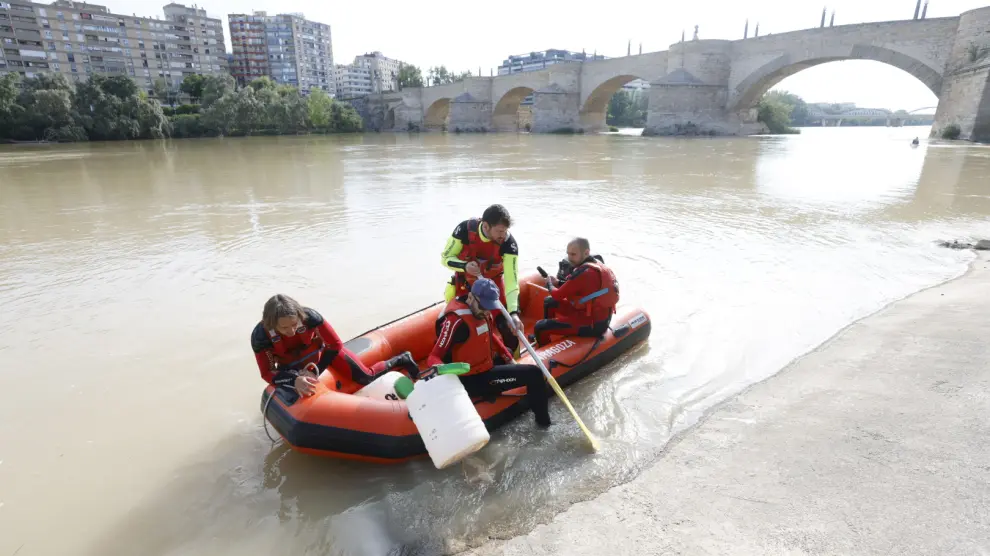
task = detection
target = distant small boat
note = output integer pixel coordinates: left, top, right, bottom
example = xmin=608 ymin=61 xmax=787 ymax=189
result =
xmin=911 ymin=137 xmax=920 ymax=147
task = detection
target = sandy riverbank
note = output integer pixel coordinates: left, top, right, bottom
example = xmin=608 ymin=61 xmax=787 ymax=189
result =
xmin=465 ymin=252 xmax=990 ymax=556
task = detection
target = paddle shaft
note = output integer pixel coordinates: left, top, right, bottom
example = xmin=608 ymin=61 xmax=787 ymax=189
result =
xmin=496 ymin=302 xmax=600 ymax=451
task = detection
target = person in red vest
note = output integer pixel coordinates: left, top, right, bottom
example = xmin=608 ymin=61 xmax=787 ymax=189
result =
xmin=534 ymin=238 xmax=619 ymax=347
xmin=440 ymin=204 xmax=523 ymax=352
xmin=426 ymin=278 xmax=551 ymax=428
xmin=251 ymin=294 xmax=418 ymax=397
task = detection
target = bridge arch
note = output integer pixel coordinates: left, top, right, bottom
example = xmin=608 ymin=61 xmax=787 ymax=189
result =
xmin=424 ymin=98 xmax=451 ymax=130
xmin=492 ymin=86 xmax=535 ymax=132
xmin=579 ymin=74 xmax=648 ymax=131
xmin=730 ymin=45 xmax=943 ymax=112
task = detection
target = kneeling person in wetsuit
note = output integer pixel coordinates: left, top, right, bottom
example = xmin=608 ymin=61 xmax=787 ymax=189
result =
xmin=251 ymin=294 xmax=419 ymax=398
xmin=426 ymin=278 xmax=551 ymax=428
xmin=534 ymin=237 xmax=619 ymax=347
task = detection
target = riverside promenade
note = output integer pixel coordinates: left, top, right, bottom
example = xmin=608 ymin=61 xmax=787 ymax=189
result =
xmin=467 ymin=252 xmax=990 ymax=556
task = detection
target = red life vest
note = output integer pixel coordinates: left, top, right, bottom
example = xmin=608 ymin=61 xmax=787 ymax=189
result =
xmin=439 ymin=299 xmax=498 ymax=375
xmin=569 ymin=261 xmax=620 ymax=321
xmin=452 ymin=218 xmax=506 ymax=298
xmin=267 ymin=325 xmax=325 ymax=370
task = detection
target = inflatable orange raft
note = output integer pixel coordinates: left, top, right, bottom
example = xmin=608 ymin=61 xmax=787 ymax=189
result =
xmin=260 ymin=271 xmax=652 ymax=463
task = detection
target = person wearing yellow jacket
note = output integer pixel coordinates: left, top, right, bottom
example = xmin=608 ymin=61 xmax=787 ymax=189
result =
xmin=440 ymin=204 xmax=523 ymax=352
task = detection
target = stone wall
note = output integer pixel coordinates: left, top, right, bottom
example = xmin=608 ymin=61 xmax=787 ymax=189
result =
xmin=645 ymin=83 xmax=742 ymax=136
xmin=448 ymin=94 xmax=492 ymax=132
xmin=531 ymin=85 xmax=581 ymax=133
xmin=932 ymin=7 xmax=990 ymax=141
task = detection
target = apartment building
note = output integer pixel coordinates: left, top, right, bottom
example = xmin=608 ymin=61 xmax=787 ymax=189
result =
xmin=333 ymin=51 xmax=404 ymax=99
xmin=333 ymin=62 xmax=370 ymax=98
xmin=228 ymin=11 xmax=333 ymax=93
xmin=0 ymin=0 xmax=227 ymax=91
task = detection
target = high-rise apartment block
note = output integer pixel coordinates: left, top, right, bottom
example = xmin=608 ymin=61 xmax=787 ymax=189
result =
xmin=333 ymin=51 xmax=404 ymax=99
xmin=228 ymin=11 xmax=333 ymax=93
xmin=0 ymin=1 xmax=227 ymax=91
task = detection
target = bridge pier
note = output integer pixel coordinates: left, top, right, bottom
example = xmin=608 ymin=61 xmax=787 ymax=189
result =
xmin=447 ymin=93 xmax=492 ymax=132
xmin=530 ymin=84 xmax=583 ymax=133
xmin=644 ymin=40 xmax=759 ymax=136
xmin=932 ymin=6 xmax=990 ymax=141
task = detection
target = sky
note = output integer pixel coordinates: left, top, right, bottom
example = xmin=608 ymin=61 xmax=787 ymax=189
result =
xmin=96 ymin=0 xmax=989 ymax=111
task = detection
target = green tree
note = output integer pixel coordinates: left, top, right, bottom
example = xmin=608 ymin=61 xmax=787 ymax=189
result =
xmin=180 ymin=74 xmax=206 ymax=102
xmin=0 ymin=73 xmax=23 ymax=139
xmin=199 ymin=74 xmax=235 ymax=109
xmin=5 ymin=74 xmax=85 ymax=141
xmin=764 ymin=90 xmax=808 ymax=126
xmin=75 ymin=75 xmax=168 ymax=140
xmin=757 ymin=92 xmax=799 ymax=134
xmin=0 ymin=72 xmax=19 ymax=115
xmin=397 ymin=64 xmax=424 ymax=89
xmin=428 ymin=65 xmax=455 ymax=86
xmin=606 ymin=90 xmax=648 ymax=127
xmin=307 ymin=89 xmax=334 ymax=130
xmin=330 ymin=100 xmax=363 ymax=132
xmin=455 ymin=70 xmax=474 ymax=82
xmin=249 ymin=76 xmax=277 ymax=92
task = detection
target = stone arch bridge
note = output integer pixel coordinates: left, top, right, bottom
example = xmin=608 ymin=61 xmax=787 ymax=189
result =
xmin=363 ymin=6 xmax=990 ymax=141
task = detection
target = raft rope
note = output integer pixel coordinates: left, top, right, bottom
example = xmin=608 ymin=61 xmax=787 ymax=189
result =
xmin=261 ymin=363 xmax=317 ymax=445
xmin=261 ymin=391 xmax=279 ymax=444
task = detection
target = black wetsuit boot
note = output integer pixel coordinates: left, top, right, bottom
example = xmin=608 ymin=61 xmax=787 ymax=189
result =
xmin=383 ymin=351 xmax=419 ymax=379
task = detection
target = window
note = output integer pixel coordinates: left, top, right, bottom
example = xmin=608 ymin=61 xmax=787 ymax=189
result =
xmin=64 ymin=42 xmax=71 ymax=51
xmin=43 ymin=30 xmax=52 ymax=39
xmin=67 ymin=53 xmax=74 ymax=62
xmin=47 ymin=41 xmax=55 ymax=50
xmin=70 ymin=62 xmax=76 ymax=71
xmin=52 ymin=62 xmax=59 ymax=69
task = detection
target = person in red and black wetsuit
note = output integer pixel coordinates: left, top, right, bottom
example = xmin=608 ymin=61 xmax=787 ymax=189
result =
xmin=426 ymin=278 xmax=551 ymax=428
xmin=534 ymin=238 xmax=619 ymax=347
xmin=251 ymin=294 xmax=418 ymax=398
xmin=440 ymin=204 xmax=524 ymax=353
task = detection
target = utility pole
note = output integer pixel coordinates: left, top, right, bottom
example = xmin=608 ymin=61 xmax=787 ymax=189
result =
xmin=830 ymin=10 xmax=835 ymax=26
xmin=921 ymin=0 xmax=928 ymax=19
xmin=744 ymin=19 xmax=749 ymax=38
xmin=821 ymin=7 xmax=826 ymax=27
xmin=914 ymin=0 xmax=921 ymax=19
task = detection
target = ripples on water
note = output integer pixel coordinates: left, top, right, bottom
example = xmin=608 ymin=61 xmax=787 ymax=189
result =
xmin=0 ymin=128 xmax=989 ymax=556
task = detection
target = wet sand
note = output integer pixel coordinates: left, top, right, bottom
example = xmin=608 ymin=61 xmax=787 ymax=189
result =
xmin=466 ymin=252 xmax=990 ymax=556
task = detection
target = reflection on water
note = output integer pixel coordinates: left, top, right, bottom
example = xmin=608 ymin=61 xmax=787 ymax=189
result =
xmin=1 ymin=127 xmax=989 ymax=556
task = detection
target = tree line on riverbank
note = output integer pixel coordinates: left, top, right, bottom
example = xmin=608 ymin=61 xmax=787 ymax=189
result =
xmin=0 ymin=73 xmax=363 ymax=142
